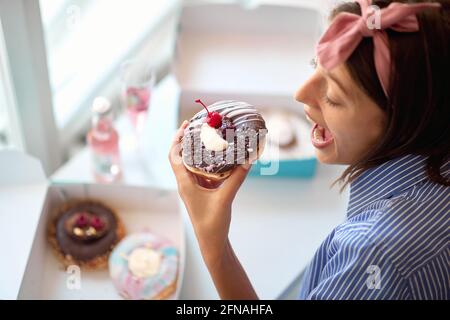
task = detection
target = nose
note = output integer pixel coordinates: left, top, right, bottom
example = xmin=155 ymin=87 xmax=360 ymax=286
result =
xmin=294 ymin=70 xmax=322 ymax=108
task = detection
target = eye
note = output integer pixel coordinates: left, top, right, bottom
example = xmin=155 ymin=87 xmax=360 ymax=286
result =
xmin=323 ymin=94 xmax=340 ymax=107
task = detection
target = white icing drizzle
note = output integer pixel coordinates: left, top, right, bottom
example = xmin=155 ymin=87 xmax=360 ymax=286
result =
xmin=191 ymin=101 xmax=265 ymax=128
xmin=225 ymin=108 xmax=259 ymax=118
xmin=233 ymin=115 xmax=264 ymax=126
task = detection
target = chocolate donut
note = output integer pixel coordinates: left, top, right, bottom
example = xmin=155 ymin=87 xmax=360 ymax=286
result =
xmin=48 ymin=201 xmax=125 ymax=269
xmin=182 ymin=100 xmax=267 ymax=183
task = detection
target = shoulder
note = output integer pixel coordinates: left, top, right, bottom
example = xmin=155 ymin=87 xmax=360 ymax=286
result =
xmin=305 ymin=176 xmax=449 ymax=299
xmin=365 ymin=181 xmax=449 ymax=277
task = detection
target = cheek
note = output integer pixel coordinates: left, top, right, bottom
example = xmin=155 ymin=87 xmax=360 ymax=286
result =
xmin=326 ymin=109 xmax=384 ymax=162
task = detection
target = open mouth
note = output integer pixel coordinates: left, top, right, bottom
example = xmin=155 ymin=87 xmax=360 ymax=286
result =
xmin=311 ymin=123 xmax=334 ymax=149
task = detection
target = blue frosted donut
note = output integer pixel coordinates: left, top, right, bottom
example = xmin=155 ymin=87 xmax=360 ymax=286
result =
xmin=109 ymin=232 xmax=179 ymax=300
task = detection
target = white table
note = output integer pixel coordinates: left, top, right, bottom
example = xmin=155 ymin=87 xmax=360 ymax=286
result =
xmin=53 ymin=75 xmax=349 ymax=299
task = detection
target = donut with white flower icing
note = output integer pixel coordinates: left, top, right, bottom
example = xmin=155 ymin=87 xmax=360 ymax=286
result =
xmin=108 ymin=232 xmax=179 ymax=300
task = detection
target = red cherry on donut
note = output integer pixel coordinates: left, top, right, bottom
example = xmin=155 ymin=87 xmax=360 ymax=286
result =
xmin=91 ymin=216 xmax=104 ymax=231
xmin=75 ymin=213 xmax=88 ymax=228
xmin=195 ymin=99 xmax=222 ymax=128
xmin=207 ymin=112 xmax=222 ymax=129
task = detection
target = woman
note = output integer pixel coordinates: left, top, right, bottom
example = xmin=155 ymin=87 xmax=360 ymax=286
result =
xmin=169 ymin=0 xmax=449 ymax=299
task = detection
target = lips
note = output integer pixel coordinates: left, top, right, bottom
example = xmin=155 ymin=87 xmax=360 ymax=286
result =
xmin=311 ymin=123 xmax=334 ymax=148
xmin=304 ymin=111 xmax=334 ymax=149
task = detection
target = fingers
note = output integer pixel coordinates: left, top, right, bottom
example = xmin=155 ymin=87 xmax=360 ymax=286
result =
xmin=169 ymin=120 xmax=194 ymax=187
xmin=221 ymin=163 xmax=252 ymax=200
xmin=169 ymin=120 xmax=188 ymax=168
xmin=171 ymin=120 xmax=189 ymax=149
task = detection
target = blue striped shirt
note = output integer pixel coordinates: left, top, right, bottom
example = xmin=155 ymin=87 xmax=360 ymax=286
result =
xmin=298 ymin=154 xmax=450 ymax=300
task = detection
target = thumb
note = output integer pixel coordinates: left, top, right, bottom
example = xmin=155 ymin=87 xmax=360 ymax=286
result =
xmin=221 ymin=163 xmax=252 ymax=200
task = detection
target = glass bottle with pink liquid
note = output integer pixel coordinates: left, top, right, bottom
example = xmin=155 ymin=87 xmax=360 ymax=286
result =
xmin=87 ymin=97 xmax=122 ymax=183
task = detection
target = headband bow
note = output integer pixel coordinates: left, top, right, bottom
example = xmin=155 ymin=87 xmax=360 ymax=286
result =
xmin=316 ymin=0 xmax=441 ymax=97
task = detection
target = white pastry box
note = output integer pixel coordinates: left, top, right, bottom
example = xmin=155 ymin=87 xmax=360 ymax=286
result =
xmin=173 ymin=2 xmax=324 ymax=178
xmin=0 ymin=150 xmax=185 ymax=299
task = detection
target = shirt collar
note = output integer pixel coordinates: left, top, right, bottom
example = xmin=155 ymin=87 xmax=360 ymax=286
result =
xmin=347 ymin=154 xmax=439 ymax=218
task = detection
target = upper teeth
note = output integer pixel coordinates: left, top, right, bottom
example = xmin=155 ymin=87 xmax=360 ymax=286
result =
xmin=314 ymin=126 xmax=323 ymax=141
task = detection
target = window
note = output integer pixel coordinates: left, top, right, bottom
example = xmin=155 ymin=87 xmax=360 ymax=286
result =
xmin=39 ymin=0 xmax=181 ymax=145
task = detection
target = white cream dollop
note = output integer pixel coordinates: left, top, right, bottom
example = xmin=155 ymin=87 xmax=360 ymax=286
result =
xmin=200 ymin=123 xmax=228 ymax=151
xmin=128 ymin=247 xmax=162 ymax=278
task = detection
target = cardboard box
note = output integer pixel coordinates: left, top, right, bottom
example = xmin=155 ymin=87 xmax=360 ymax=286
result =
xmin=173 ymin=3 xmax=322 ymax=178
xmin=0 ymin=150 xmax=185 ymax=299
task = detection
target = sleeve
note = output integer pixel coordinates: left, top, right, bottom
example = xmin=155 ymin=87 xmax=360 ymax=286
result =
xmin=306 ymin=233 xmax=407 ymax=300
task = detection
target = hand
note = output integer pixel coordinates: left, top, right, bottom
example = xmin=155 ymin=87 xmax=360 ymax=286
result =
xmin=169 ymin=120 xmax=252 ymax=266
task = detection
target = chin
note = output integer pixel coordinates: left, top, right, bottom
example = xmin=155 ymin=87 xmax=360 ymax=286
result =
xmin=315 ymin=147 xmax=337 ymax=164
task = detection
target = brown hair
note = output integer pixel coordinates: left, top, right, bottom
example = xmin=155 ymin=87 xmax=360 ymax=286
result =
xmin=331 ymin=0 xmax=450 ymax=189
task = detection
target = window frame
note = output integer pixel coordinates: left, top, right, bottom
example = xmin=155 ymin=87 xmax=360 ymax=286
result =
xmin=0 ymin=0 xmax=62 ymax=174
